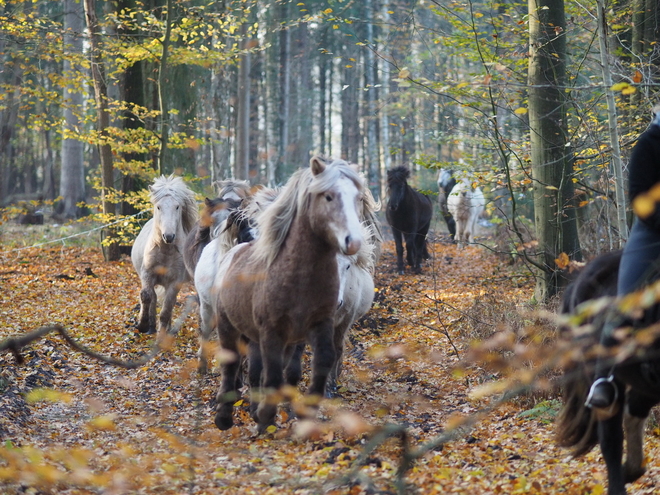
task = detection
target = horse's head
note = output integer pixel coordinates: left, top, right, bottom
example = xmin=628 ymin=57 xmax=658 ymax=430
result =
xmin=438 ymin=169 xmax=453 ymax=188
xmin=152 ymin=194 xmax=183 ymax=244
xmin=201 ymin=197 xmax=241 ymax=233
xmin=149 ymin=175 xmax=198 ymax=245
xmin=387 ymin=166 xmax=410 ymax=212
xmin=309 ymin=156 xmax=364 ymax=256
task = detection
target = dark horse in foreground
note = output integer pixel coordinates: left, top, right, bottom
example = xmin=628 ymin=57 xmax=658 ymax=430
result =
xmin=386 ymin=166 xmax=433 ymax=274
xmin=557 ymin=249 xmax=660 ymax=494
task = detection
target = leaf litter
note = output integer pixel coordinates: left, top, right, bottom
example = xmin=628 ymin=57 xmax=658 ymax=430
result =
xmin=0 ymin=240 xmax=659 ymax=494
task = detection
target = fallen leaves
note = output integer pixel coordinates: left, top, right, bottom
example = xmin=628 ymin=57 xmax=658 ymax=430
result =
xmin=0 ymin=237 xmax=658 ymax=494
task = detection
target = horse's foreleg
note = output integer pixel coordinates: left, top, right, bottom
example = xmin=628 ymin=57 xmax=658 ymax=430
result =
xmin=158 ymin=282 xmax=181 ymax=335
xmin=623 ymin=412 xmax=647 ymax=484
xmin=284 ymin=343 xmax=305 ymax=387
xmin=392 ymin=229 xmax=405 ymax=274
xmin=404 ymin=233 xmax=416 ymax=269
xmin=137 ymin=285 xmax=157 ymax=334
xmin=247 ymin=340 xmax=263 ymax=423
xmin=623 ymin=392 xmax=656 ymax=484
xmin=327 ymin=321 xmax=350 ymax=397
xmin=307 ymin=319 xmax=336 ymax=402
xmin=598 ymin=398 xmax=626 ymax=495
xmin=256 ymin=336 xmax=285 ymax=432
xmin=213 ymin=313 xmax=241 ymax=431
xmin=197 ymin=299 xmax=215 ymax=375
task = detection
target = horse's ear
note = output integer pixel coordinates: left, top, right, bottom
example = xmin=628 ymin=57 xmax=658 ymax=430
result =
xmin=204 ymin=197 xmax=212 ymax=206
xmin=148 ymin=184 xmax=154 ymax=193
xmin=310 ymin=156 xmax=326 ymax=176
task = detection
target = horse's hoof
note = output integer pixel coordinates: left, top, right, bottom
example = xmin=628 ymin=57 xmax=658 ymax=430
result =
xmin=249 ymin=404 xmax=259 ymax=423
xmin=397 ymin=270 xmax=405 ymax=275
xmin=214 ymin=411 xmax=234 ymax=430
xmin=624 ymin=463 xmax=646 ymax=483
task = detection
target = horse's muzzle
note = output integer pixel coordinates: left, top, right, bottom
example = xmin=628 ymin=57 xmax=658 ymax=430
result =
xmin=163 ymin=233 xmax=176 ymax=244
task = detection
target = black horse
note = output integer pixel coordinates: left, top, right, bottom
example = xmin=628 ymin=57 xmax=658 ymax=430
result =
xmin=386 ymin=166 xmax=433 ymax=274
xmin=557 ymin=249 xmax=660 ymax=495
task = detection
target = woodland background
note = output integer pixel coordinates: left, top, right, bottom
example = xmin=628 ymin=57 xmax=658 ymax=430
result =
xmin=2 ymin=0 xmax=660 ymax=493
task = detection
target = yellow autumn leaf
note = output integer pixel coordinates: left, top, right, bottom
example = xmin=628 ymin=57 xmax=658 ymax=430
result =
xmin=555 ymin=252 xmax=570 ymax=269
xmin=611 ymin=82 xmax=630 ymax=91
xmin=648 ymin=182 xmax=660 ymax=201
xmin=399 ymin=68 xmax=410 ymax=79
xmin=514 ymin=107 xmax=528 ymax=115
xmin=633 ymin=194 xmax=655 ymax=218
xmin=622 ymin=86 xmax=637 ymax=95
xmin=25 ymin=388 xmax=72 ymax=404
xmin=266 ymin=425 xmax=277 ymax=434
xmin=87 ymin=415 xmax=117 ymax=431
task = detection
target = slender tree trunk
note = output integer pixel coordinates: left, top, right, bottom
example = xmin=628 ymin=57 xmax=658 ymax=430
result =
xmin=364 ymin=0 xmax=380 ymax=198
xmin=236 ymin=23 xmax=250 ymax=181
xmin=294 ymin=21 xmax=312 ymax=167
xmin=118 ymin=0 xmax=147 ymax=216
xmin=157 ymin=0 xmax=173 ymax=175
xmin=319 ymin=27 xmax=328 ymax=156
xmin=84 ymin=0 xmax=120 ymax=261
xmin=341 ymin=42 xmax=359 ymax=164
xmin=596 ymin=0 xmax=628 ymax=244
xmin=277 ymin=2 xmax=291 ymax=182
xmin=528 ymin=0 xmax=581 ymax=301
xmin=60 ymin=0 xmax=86 ymax=219
xmin=380 ymin=2 xmax=391 ymax=188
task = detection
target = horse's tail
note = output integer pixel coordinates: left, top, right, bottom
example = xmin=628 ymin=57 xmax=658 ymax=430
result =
xmin=555 ymin=353 xmax=599 ymax=457
xmin=555 ymin=250 xmax=623 ymax=457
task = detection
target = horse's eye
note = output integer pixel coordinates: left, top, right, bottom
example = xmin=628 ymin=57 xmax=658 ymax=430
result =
xmin=157 ymin=206 xmax=161 ymax=210
xmin=325 ymin=194 xmax=333 ymax=202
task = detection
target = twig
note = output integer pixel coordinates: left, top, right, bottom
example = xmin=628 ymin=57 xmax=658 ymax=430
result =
xmin=0 ymin=297 xmax=196 ymax=368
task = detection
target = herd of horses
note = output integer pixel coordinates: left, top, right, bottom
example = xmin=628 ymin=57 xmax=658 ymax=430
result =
xmin=127 ymin=160 xmax=659 ymax=493
xmin=129 ymin=160 xmax=488 ymax=434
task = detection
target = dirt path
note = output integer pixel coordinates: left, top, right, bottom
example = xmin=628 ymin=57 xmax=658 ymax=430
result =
xmin=1 ymin=239 xmax=658 ymax=494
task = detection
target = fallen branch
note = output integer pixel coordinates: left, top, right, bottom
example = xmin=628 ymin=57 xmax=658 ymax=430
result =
xmin=0 ymin=297 xmax=195 ymax=369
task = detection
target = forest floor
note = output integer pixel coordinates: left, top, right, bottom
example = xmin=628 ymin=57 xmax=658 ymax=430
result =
xmin=1 ymin=223 xmax=659 ymax=494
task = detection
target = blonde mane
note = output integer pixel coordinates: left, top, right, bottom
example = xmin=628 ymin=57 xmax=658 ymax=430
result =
xmin=251 ymin=159 xmax=362 ymax=268
xmin=150 ymin=175 xmax=199 ymax=234
xmin=214 ymin=179 xmax=251 ymax=200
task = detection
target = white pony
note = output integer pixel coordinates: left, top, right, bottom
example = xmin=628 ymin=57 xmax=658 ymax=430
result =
xmin=447 ymin=178 xmax=485 ymax=247
xmin=131 ymin=175 xmax=198 ymax=335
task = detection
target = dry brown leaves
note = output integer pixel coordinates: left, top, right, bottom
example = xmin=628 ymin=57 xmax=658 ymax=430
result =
xmin=1 ymin=237 xmax=659 ymax=494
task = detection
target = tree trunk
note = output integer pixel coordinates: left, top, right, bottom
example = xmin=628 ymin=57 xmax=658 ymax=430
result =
xmin=341 ymin=41 xmax=360 ymax=164
xmin=380 ymin=2 xmax=391 ymax=189
xmin=59 ymin=0 xmax=86 ymax=219
xmin=528 ymin=0 xmax=581 ymax=301
xmin=118 ymin=0 xmax=147 ymax=217
xmin=157 ymin=0 xmax=173 ymax=175
xmin=364 ymin=0 xmax=380 ymax=199
xmin=236 ymin=23 xmax=250 ymax=181
xmin=84 ymin=0 xmax=120 ymax=261
xmin=277 ymin=1 xmax=291 ymax=182
xmin=596 ymin=0 xmax=628 ymax=245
